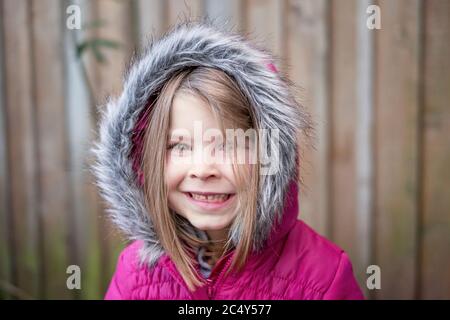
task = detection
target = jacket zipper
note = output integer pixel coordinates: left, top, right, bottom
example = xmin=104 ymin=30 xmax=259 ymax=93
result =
xmin=206 ymin=253 xmax=234 ymax=299
xmin=206 ymin=278 xmax=213 ymax=298
xmin=164 ymin=252 xmax=234 ymax=299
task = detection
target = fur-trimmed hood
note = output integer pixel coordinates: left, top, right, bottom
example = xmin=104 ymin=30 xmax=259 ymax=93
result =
xmin=91 ymin=19 xmax=311 ymax=269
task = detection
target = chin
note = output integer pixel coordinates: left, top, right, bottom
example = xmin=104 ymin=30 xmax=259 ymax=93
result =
xmin=188 ymin=215 xmax=232 ymax=231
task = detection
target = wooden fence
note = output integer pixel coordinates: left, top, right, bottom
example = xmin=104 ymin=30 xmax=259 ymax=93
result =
xmin=0 ymin=0 xmax=449 ymax=299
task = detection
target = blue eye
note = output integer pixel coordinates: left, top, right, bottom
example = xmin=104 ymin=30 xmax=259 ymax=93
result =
xmin=167 ymin=142 xmax=191 ymax=154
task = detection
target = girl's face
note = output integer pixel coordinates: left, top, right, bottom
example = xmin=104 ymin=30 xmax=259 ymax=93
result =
xmin=165 ymin=93 xmax=239 ymax=241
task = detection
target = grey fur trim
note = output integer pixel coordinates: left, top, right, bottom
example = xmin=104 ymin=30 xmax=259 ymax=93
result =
xmin=90 ymin=18 xmax=309 ymax=269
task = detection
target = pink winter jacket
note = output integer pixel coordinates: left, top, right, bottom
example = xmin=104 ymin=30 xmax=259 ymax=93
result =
xmin=91 ymin=21 xmax=365 ymax=300
xmin=105 ymin=182 xmax=364 ymax=300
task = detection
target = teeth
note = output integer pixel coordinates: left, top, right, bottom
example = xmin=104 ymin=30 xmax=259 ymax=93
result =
xmin=190 ymin=193 xmax=230 ymax=202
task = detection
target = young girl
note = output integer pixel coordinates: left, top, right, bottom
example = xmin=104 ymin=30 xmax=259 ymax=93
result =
xmin=92 ymin=20 xmax=364 ymax=300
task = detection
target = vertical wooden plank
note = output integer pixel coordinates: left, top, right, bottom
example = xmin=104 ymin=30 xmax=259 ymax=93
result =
xmin=421 ymin=0 xmax=450 ymax=299
xmin=245 ymin=0 xmax=285 ymax=69
xmin=374 ymin=0 xmax=421 ymax=299
xmin=135 ymin=0 xmax=167 ymax=48
xmin=31 ymin=0 xmax=71 ymax=299
xmin=285 ymin=0 xmax=330 ymax=237
xmin=93 ymin=0 xmax=135 ymax=296
xmin=205 ymin=0 xmax=244 ymax=32
xmin=66 ymin=0 xmax=132 ymax=299
xmin=355 ymin=0 xmax=376 ymax=299
xmin=62 ymin=6 xmax=81 ymax=299
xmin=168 ymin=0 xmax=204 ymax=27
xmin=94 ymin=0 xmax=134 ymax=102
xmin=2 ymin=0 xmax=41 ymax=299
xmin=71 ymin=0 xmax=105 ymax=299
xmin=329 ymin=0 xmax=365 ymax=288
xmin=0 ymin=0 xmax=12 ymax=300
xmin=63 ymin=0 xmax=97 ymax=300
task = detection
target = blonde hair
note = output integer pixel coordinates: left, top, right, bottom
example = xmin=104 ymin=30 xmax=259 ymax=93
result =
xmin=141 ymin=66 xmax=261 ymax=291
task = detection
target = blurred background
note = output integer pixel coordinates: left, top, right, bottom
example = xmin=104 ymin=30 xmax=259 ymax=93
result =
xmin=0 ymin=0 xmax=449 ymax=300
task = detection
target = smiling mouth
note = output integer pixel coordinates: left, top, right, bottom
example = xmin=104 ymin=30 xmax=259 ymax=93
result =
xmin=184 ymin=192 xmax=233 ymax=203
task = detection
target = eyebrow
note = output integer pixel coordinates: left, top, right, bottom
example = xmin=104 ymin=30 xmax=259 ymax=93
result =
xmin=167 ymin=132 xmax=190 ymax=140
xmin=168 ymin=131 xmax=186 ymax=136
xmin=167 ymin=133 xmax=225 ymax=144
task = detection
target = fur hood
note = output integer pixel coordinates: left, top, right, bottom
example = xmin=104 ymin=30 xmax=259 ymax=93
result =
xmin=90 ymin=20 xmax=311 ymax=269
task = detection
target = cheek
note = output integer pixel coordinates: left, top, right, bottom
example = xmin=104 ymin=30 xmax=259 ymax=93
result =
xmin=165 ymin=166 xmax=182 ymax=211
xmin=164 ymin=162 xmax=177 ymax=189
xmin=165 ymin=162 xmax=186 ymax=190
xmin=219 ymin=164 xmax=238 ymax=185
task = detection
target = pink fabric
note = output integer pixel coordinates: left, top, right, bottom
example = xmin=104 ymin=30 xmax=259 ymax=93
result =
xmin=105 ymin=180 xmax=365 ymax=300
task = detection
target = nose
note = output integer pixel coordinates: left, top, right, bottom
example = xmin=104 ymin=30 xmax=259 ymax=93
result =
xmin=187 ymin=162 xmax=221 ymax=180
xmin=187 ymin=147 xmax=222 ymax=180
